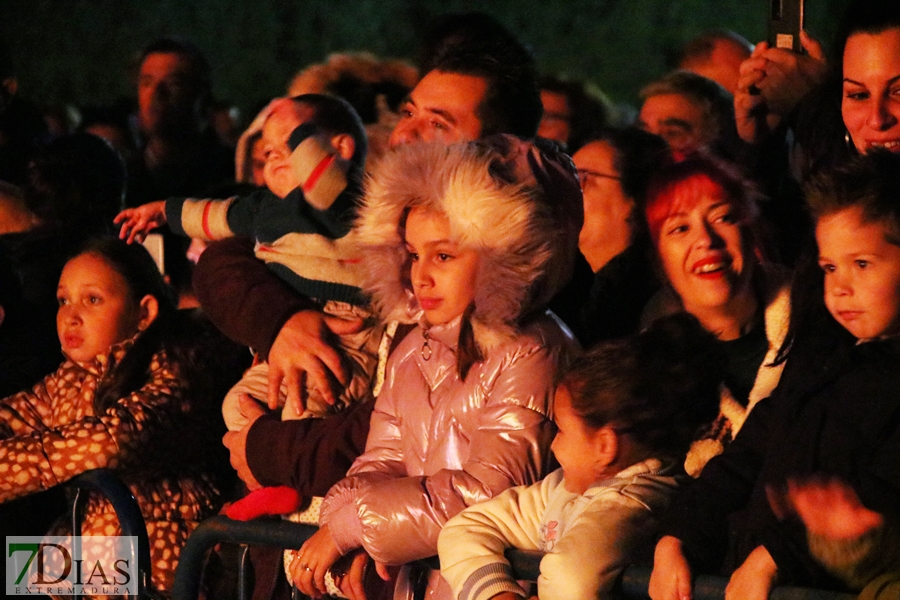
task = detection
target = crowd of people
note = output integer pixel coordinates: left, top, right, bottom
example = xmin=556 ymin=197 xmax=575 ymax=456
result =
xmin=1 ymin=2 xmax=899 ymax=599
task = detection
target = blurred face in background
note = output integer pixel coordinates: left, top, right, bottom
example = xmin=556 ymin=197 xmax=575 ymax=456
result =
xmin=573 ymin=140 xmax=634 ymax=271
xmin=639 ymin=93 xmax=710 ymax=157
xmin=678 ymin=37 xmax=749 ymax=95
xmin=538 ymin=90 xmax=571 ymax=145
xmin=138 ymin=52 xmax=204 ymax=137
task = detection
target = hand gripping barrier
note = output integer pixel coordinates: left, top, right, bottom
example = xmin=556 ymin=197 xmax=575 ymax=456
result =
xmin=172 ymin=516 xmax=857 ymax=600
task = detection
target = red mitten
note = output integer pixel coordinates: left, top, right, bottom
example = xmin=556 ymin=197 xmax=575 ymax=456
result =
xmin=225 ymin=486 xmax=303 ymax=520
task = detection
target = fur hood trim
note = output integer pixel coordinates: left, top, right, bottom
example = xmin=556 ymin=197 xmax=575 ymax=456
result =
xmin=354 ymin=135 xmax=582 ymax=350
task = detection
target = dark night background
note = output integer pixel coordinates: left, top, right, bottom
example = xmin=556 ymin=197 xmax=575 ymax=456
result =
xmin=1 ymin=0 xmax=850 ymax=120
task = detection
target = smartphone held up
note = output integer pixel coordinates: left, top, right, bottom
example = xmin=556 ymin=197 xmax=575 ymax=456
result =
xmin=768 ymin=0 xmax=805 ymax=53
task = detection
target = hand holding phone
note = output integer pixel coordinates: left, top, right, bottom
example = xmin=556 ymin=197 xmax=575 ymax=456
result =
xmin=735 ymin=30 xmax=827 ymax=144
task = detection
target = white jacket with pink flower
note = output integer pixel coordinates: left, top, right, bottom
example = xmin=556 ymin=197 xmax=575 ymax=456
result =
xmin=439 ymin=459 xmax=682 ymax=600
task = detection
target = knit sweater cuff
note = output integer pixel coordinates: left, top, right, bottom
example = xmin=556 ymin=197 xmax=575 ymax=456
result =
xmin=458 ymin=563 xmax=526 ymax=600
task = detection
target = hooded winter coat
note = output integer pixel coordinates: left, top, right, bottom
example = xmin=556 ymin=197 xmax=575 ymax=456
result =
xmin=317 ymin=137 xmax=583 ymax=599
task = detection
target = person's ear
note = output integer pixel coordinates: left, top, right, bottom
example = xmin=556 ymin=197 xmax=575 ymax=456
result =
xmin=330 ymin=133 xmax=356 ymax=162
xmin=137 ymin=295 xmax=159 ymax=331
xmin=593 ymin=426 xmax=619 ymax=469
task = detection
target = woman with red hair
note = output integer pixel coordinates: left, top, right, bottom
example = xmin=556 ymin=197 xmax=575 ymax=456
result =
xmin=642 ymin=153 xmax=790 ymax=476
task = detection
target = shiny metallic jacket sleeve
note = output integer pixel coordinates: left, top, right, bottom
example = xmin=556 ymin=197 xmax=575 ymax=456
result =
xmin=320 ymin=340 xmax=560 ymax=565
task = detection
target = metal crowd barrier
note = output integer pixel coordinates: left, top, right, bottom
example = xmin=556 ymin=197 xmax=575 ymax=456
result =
xmin=66 ymin=468 xmax=155 ymax=599
xmin=171 ymin=515 xmax=857 ymax=600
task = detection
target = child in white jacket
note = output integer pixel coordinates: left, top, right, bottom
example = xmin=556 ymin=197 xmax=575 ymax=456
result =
xmin=438 ymin=314 xmax=725 ymax=600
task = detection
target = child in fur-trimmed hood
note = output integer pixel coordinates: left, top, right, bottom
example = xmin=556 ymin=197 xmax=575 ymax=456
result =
xmin=288 ymin=135 xmax=583 ymax=600
xmin=356 ymin=134 xmax=583 ymax=353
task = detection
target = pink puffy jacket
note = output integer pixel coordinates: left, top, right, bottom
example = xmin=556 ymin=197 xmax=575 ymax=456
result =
xmin=320 ymin=312 xmax=577 ymax=566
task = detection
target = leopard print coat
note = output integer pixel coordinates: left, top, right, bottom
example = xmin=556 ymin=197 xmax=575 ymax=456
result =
xmin=0 ymin=338 xmax=223 ymax=594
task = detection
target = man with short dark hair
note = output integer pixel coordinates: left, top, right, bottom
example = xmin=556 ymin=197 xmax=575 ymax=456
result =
xmin=389 ymin=17 xmax=541 ymax=146
xmin=127 ymin=36 xmax=232 ymax=206
xmin=137 ymin=37 xmax=211 ymax=140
